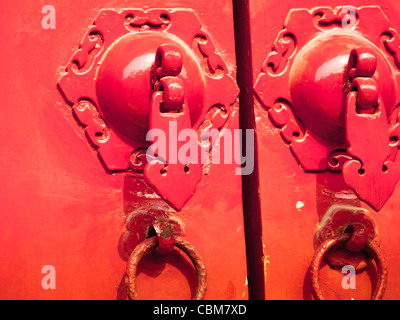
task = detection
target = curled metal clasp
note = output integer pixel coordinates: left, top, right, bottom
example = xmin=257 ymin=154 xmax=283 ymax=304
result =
xmin=342 ymin=47 xmax=400 ymax=211
xmin=144 ymin=44 xmax=203 ymax=212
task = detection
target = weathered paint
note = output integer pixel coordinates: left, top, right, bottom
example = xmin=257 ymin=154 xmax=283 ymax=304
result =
xmin=0 ymin=0 xmax=247 ymax=300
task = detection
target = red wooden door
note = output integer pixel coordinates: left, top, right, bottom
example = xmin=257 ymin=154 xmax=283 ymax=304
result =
xmin=248 ymin=0 xmax=400 ymax=300
xmin=2 ymin=0 xmax=400 ymax=301
xmin=0 ymin=0 xmax=247 ymax=300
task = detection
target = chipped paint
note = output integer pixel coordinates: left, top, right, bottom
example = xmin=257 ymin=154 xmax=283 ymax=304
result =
xmin=296 ymin=200 xmax=304 ymax=211
xmin=242 ymin=276 xmax=248 ymax=299
xmin=262 ymin=243 xmax=270 ymax=284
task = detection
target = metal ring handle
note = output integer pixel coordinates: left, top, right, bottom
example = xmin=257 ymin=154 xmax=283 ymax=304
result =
xmin=125 ymin=236 xmax=207 ymax=300
xmin=310 ymin=233 xmax=387 ymax=300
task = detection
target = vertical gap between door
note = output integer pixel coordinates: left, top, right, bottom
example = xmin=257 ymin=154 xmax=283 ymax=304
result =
xmin=232 ymin=0 xmax=265 ymax=300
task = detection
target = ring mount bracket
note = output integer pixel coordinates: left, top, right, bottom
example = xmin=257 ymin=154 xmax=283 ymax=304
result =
xmin=316 ymin=204 xmax=380 ymax=272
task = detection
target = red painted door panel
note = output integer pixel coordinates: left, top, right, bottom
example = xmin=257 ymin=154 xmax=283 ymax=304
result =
xmin=249 ymin=0 xmax=400 ymax=299
xmin=0 ymin=0 xmax=247 ymax=300
xmin=3 ymin=0 xmax=400 ymax=301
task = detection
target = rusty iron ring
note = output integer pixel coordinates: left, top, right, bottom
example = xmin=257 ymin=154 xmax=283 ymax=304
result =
xmin=125 ymin=236 xmax=207 ymax=300
xmin=310 ymin=233 xmax=387 ymax=300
